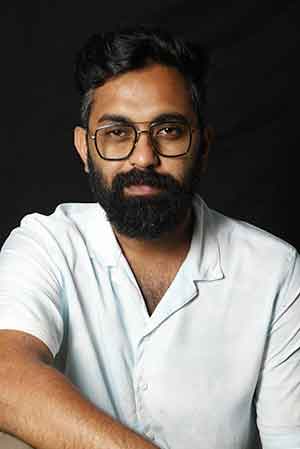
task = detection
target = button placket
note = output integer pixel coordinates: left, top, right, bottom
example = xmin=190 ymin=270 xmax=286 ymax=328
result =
xmin=140 ymin=381 xmax=148 ymax=391
xmin=134 ymin=334 xmax=156 ymax=439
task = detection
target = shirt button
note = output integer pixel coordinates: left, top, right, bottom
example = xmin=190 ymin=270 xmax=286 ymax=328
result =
xmin=147 ymin=431 xmax=155 ymax=441
xmin=140 ymin=383 xmax=148 ymax=391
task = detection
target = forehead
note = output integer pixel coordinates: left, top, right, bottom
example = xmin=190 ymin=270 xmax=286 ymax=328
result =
xmin=89 ymin=64 xmax=195 ymax=125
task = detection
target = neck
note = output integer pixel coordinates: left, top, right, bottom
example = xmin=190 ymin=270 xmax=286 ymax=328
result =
xmin=114 ymin=207 xmax=194 ymax=261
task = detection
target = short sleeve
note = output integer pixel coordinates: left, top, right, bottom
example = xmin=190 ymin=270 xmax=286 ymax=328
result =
xmin=0 ymin=214 xmax=65 ymax=357
xmin=255 ymin=248 xmax=300 ymax=449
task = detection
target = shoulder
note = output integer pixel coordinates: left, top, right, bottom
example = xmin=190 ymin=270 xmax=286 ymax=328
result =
xmin=194 ymin=196 xmax=298 ymax=280
xmin=1 ymin=203 xmax=108 ymax=263
xmin=19 ymin=202 xmax=104 ymax=231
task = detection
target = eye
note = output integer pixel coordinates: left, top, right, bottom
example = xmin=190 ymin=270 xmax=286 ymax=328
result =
xmin=107 ymin=127 xmax=128 ymax=137
xmin=155 ymin=123 xmax=186 ymax=139
xmin=102 ymin=125 xmax=133 ymax=140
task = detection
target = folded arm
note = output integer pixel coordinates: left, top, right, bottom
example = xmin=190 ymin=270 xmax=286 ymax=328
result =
xmin=0 ymin=330 xmax=159 ymax=449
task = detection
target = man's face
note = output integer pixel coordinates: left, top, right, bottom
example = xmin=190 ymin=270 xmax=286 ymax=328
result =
xmin=74 ymin=64 xmax=209 ymax=239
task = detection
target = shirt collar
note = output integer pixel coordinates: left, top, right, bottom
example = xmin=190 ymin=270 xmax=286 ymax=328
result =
xmin=86 ymin=196 xmax=224 ymax=282
xmin=185 ymin=195 xmax=224 ymax=281
xmin=84 ymin=204 xmax=122 ymax=267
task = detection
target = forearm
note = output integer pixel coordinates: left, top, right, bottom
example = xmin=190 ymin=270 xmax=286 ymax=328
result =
xmin=0 ymin=355 xmax=159 ymax=449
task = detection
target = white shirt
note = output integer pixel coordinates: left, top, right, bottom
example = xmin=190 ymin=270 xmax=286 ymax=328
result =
xmin=0 ymin=196 xmax=299 ymax=449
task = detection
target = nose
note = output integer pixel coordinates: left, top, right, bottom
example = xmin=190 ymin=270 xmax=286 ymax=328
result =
xmin=128 ymin=130 xmax=160 ymax=169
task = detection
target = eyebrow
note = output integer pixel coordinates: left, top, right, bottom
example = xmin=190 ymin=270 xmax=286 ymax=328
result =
xmin=96 ymin=112 xmax=189 ymax=125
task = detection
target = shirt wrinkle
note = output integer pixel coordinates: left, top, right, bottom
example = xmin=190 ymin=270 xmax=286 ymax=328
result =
xmin=0 ymin=195 xmax=299 ymax=449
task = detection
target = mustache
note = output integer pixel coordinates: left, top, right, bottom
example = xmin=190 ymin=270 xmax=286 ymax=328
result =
xmin=112 ymin=168 xmax=182 ymax=191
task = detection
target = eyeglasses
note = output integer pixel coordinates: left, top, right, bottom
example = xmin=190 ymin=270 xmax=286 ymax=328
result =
xmin=88 ymin=119 xmax=198 ymax=161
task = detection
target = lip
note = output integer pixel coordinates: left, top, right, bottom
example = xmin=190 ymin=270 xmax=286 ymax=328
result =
xmin=124 ymin=185 xmax=162 ymax=196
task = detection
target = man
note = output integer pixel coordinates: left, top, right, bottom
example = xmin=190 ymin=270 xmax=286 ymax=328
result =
xmin=0 ymin=27 xmax=299 ymax=449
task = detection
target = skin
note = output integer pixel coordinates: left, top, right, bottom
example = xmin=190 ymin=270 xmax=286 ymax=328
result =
xmin=0 ymin=64 xmax=211 ymax=449
xmin=0 ymin=330 xmax=159 ymax=449
xmin=74 ymin=64 xmax=211 ymax=265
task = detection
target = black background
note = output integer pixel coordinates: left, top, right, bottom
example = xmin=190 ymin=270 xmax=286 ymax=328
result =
xmin=1 ymin=1 xmax=299 ymax=249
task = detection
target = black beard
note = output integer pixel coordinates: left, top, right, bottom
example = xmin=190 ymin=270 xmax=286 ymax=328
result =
xmin=87 ymin=153 xmax=195 ymax=240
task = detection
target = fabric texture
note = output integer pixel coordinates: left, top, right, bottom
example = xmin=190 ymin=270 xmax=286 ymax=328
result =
xmin=0 ymin=196 xmax=299 ymax=449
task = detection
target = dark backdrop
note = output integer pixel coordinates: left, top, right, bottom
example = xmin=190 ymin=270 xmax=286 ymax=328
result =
xmin=1 ymin=2 xmax=299 ymax=249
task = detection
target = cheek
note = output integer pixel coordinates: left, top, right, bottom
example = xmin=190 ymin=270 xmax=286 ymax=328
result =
xmin=160 ymin=158 xmax=192 ymax=185
xmin=92 ymin=157 xmax=125 ymax=187
xmin=176 ymin=153 xmax=197 ymax=177
xmin=173 ymin=153 xmax=200 ymax=188
xmin=184 ymin=142 xmax=202 ymax=175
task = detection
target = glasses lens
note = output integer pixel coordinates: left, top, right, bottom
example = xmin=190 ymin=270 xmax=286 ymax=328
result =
xmin=151 ymin=122 xmax=191 ymax=156
xmin=96 ymin=124 xmax=135 ymax=159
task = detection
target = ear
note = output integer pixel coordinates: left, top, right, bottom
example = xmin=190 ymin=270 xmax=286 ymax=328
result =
xmin=200 ymin=125 xmax=214 ymax=174
xmin=74 ymin=126 xmax=89 ymax=173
